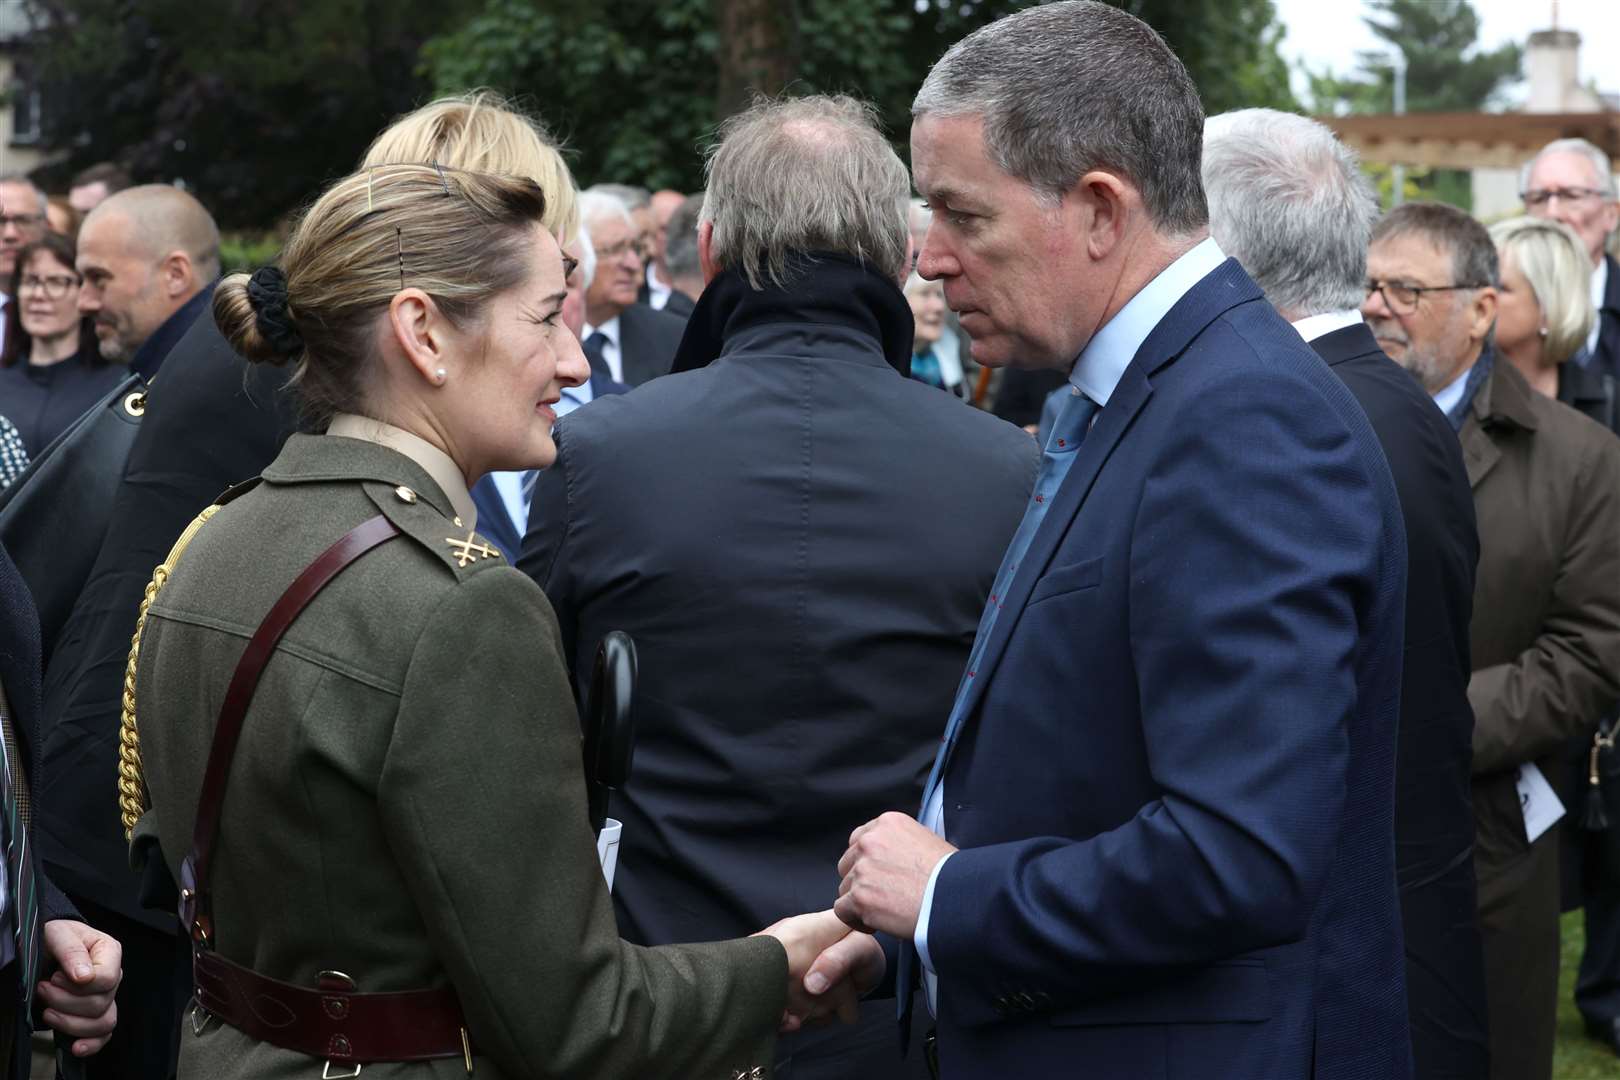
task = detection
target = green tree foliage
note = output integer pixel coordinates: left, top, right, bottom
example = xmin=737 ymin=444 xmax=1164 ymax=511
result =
xmin=425 ymin=0 xmax=1298 ymax=191
xmin=1307 ymin=0 xmax=1521 ymax=115
xmin=1304 ymin=0 xmax=1519 ymax=211
xmin=22 ymin=0 xmax=480 ymax=228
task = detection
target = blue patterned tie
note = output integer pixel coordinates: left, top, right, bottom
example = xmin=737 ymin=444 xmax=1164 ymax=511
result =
xmin=900 ymin=385 xmax=1098 ymax=1036
xmin=920 ymin=385 xmax=1099 ymax=808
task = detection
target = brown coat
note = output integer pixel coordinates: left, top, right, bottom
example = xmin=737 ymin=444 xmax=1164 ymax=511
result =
xmin=1461 ymin=357 xmax=1620 ymax=1080
xmin=130 ymin=433 xmax=786 ymax=1079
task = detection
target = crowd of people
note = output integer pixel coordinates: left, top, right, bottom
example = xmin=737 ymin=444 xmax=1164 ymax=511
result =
xmin=0 ymin=1 xmax=1618 ymax=1078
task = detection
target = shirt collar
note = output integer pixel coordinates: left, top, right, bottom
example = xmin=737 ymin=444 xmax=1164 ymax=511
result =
xmin=326 ymin=413 xmax=478 ymax=529
xmin=1070 ymin=237 xmax=1226 ymax=405
xmin=1430 ymin=361 xmax=1474 ymax=416
xmin=583 ymin=315 xmax=621 ymax=346
xmin=1290 ymin=309 xmax=1363 ymax=343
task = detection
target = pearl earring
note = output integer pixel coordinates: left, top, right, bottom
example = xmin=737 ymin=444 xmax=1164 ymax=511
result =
xmin=1538 ymin=327 xmax=1549 ymax=339
xmin=435 ymin=367 xmax=448 ymax=383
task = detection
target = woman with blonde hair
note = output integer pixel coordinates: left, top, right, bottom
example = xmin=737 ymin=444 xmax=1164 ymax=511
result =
xmin=82 ymin=93 xmax=834 ymax=1080
xmin=1489 ymin=216 xmax=1598 ymax=403
xmin=125 ymin=164 xmax=857 ymax=1078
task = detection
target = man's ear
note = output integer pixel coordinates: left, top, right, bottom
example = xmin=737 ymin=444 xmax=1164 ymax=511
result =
xmin=160 ymin=251 xmax=195 ymax=299
xmin=387 ymin=288 xmax=451 ymax=385
xmin=699 ymin=221 xmax=720 ymax=285
xmin=1073 ymin=171 xmax=1132 ymax=263
xmin=1470 ymin=286 xmax=1499 ymax=346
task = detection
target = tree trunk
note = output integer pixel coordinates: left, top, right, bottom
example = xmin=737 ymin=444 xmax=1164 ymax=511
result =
xmin=714 ymin=0 xmax=799 ymax=119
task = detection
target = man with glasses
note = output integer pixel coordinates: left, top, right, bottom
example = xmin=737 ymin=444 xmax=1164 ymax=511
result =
xmin=1521 ymin=139 xmax=1620 ymax=379
xmin=0 ymin=176 xmax=50 ymax=358
xmin=1522 ymin=137 xmax=1620 ymax=1059
xmin=1367 ymin=201 xmax=1620 ymax=1080
xmin=576 ymin=190 xmax=685 ymax=386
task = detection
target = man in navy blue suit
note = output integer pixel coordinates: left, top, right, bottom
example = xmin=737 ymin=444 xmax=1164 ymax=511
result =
xmin=815 ymin=4 xmax=1413 ymax=1077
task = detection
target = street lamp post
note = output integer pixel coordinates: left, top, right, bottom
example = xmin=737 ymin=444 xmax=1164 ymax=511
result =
xmin=1391 ymin=51 xmax=1408 ymax=206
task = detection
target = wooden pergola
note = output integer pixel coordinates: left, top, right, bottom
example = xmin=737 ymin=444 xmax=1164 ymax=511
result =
xmin=1318 ymin=111 xmax=1620 ymax=170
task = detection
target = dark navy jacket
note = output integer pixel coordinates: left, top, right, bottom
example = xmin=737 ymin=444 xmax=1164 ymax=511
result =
xmin=927 ymin=262 xmax=1412 ymax=1080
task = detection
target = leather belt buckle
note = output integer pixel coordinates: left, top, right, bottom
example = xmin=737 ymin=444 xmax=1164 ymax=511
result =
xmin=318 ymin=971 xmax=361 ymax=1079
xmin=188 ymin=1000 xmax=215 ymax=1037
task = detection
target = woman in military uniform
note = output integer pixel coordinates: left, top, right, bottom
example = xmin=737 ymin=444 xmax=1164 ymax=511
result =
xmin=119 ymin=164 xmax=853 ymax=1078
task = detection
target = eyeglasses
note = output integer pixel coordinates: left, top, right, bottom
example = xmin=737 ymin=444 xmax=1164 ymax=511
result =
xmin=0 ymin=213 xmax=45 ymax=231
xmin=594 ymin=239 xmax=641 ymax=263
xmin=17 ymin=272 xmax=79 ymax=299
xmin=1365 ymin=279 xmax=1488 ymax=316
xmin=1521 ymin=187 xmax=1613 ymax=208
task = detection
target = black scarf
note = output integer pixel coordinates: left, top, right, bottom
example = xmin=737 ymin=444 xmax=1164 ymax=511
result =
xmin=670 ymin=252 xmax=915 ymax=377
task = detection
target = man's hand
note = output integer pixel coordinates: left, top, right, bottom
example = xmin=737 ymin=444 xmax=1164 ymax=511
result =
xmin=800 ymin=930 xmax=885 ymax=1029
xmin=756 ymin=909 xmax=860 ymax=1032
xmin=40 ymin=920 xmax=122 ymax=1057
xmin=835 ymin=812 xmax=955 ymax=939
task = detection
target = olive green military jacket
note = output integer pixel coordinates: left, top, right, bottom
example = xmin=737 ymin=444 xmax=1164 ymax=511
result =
xmin=129 ymin=432 xmax=786 ymax=1079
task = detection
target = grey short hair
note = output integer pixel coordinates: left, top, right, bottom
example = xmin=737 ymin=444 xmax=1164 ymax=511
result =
xmin=573 ymin=224 xmax=597 ymax=290
xmin=576 ymin=190 xmax=633 ymax=241
xmin=663 ymin=193 xmax=704 ymax=279
xmin=1520 ymin=138 xmax=1615 ymax=196
xmin=1372 ymin=202 xmax=1499 ymax=292
xmin=1490 ymin=216 xmax=1595 ymax=366
xmin=1202 ymin=109 xmax=1377 ymax=317
xmin=586 ymin=183 xmax=650 ymax=211
xmin=912 ymin=0 xmax=1206 ymax=235
xmin=701 ymin=94 xmax=910 ymax=289
xmin=0 ymin=174 xmax=46 ymax=215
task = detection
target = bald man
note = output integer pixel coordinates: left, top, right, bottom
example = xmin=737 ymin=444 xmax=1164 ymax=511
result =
xmin=76 ymin=185 xmax=220 ymax=377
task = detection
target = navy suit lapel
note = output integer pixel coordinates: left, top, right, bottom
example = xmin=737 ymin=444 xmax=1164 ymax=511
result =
xmin=944 ymin=259 xmax=1263 ymax=742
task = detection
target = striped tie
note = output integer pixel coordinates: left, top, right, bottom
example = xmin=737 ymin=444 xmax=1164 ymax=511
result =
xmin=0 ymin=697 xmax=38 ymax=1017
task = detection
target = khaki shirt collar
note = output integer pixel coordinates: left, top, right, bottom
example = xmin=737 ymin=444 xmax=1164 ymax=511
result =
xmin=326 ymin=414 xmax=478 ymax=529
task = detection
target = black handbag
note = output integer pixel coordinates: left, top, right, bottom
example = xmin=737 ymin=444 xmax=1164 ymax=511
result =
xmin=0 ymin=373 xmax=145 ymax=665
xmin=1576 ymin=716 xmax=1620 ymax=894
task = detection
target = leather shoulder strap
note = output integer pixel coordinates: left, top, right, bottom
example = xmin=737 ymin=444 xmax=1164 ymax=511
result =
xmin=183 ymin=514 xmax=399 ymax=943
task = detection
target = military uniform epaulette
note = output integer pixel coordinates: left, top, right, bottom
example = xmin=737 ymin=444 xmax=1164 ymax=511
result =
xmin=362 ymin=480 xmax=506 ymax=580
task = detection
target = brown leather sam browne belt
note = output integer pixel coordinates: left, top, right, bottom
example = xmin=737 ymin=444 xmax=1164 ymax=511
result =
xmin=178 ymin=512 xmax=473 ymax=1072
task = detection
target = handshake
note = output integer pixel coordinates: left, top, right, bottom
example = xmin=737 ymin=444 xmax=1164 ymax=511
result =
xmin=755 ymin=910 xmax=885 ymax=1032
xmin=754 ymin=810 xmax=957 ymax=1032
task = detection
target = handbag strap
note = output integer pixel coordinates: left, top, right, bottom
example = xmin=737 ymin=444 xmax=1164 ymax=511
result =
xmin=183 ymin=514 xmax=400 ymax=945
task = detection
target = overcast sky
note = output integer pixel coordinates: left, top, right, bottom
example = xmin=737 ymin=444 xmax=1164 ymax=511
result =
xmin=1272 ymin=0 xmax=1620 ymax=105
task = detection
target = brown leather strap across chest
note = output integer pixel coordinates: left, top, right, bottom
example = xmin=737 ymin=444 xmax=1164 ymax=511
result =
xmin=179 ymin=514 xmax=472 ymax=1066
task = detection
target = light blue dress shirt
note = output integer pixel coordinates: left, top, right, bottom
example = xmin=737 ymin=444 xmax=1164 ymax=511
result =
xmin=1430 ymin=362 xmax=1473 ymax=417
xmin=913 ymin=237 xmax=1228 ymax=1011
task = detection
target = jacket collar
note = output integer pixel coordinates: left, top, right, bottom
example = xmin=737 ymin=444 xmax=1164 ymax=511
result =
xmin=670 ymin=252 xmax=914 ymax=376
xmin=130 ymin=279 xmax=217 ymax=380
xmin=262 ymin=430 xmax=472 ymax=526
xmin=1469 ymin=350 xmax=1538 ymax=434
xmin=1307 ymin=322 xmax=1384 ymax=368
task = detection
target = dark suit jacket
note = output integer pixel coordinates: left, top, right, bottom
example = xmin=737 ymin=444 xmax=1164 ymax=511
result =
xmin=616 ymin=303 xmax=686 ymax=386
xmin=0 ymin=544 xmax=84 ymax=1078
xmin=662 ymin=289 xmax=696 ymax=319
xmin=1311 ymin=323 xmax=1487 ymax=1078
xmin=926 ymin=262 xmax=1411 ymax=1079
xmin=519 ymin=293 xmax=1037 ymax=957
xmin=470 ymin=374 xmax=630 ymax=560
xmin=38 ymin=311 xmax=298 ymax=930
xmin=1586 ymin=253 xmax=1620 ymax=381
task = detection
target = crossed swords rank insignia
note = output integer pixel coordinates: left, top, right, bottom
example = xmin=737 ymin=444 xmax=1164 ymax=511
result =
xmin=445 ymin=531 xmax=501 ymax=568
